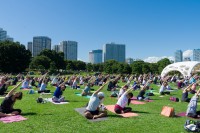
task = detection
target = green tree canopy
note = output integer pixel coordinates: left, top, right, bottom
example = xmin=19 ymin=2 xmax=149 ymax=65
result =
xmin=0 ymin=41 xmax=31 ymax=73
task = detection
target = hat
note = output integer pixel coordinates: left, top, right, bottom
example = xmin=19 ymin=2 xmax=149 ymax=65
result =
xmin=97 ymin=92 xmax=105 ymax=98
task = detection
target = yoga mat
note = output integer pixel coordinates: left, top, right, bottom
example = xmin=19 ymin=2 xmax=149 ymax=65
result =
xmin=153 ymin=92 xmax=160 ymax=95
xmin=75 ymin=92 xmax=91 ymax=99
xmin=131 ymin=100 xmax=146 ymax=105
xmin=75 ymin=107 xmax=108 ymax=122
xmin=176 ymin=112 xmax=200 ymax=119
xmin=21 ymin=88 xmax=31 ymax=90
xmin=40 ymin=93 xmax=52 ymax=95
xmin=166 ymin=89 xmax=178 ymax=92
xmin=0 ymin=115 xmax=27 ymax=123
xmin=0 ymin=97 xmax=5 ymax=99
xmin=44 ymin=98 xmax=69 ymax=105
xmin=130 ymin=97 xmax=153 ymax=103
xmin=105 ymin=105 xmax=138 ymax=118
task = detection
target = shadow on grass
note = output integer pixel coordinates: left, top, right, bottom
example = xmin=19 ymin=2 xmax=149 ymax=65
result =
xmin=132 ymin=111 xmax=149 ymax=114
xmin=22 ymin=112 xmax=37 ymax=116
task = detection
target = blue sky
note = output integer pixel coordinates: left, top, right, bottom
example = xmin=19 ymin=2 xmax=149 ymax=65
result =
xmin=0 ymin=0 xmax=200 ymax=62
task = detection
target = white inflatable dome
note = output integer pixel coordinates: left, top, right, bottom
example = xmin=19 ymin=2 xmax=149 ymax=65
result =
xmin=161 ymin=61 xmax=200 ymax=78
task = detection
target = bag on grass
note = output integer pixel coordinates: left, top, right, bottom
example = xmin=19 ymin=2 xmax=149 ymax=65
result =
xmin=170 ymin=97 xmax=179 ymax=102
xmin=161 ymin=106 xmax=175 ymax=117
xmin=184 ymin=119 xmax=200 ymax=132
xmin=110 ymin=92 xmax=118 ymax=97
xmin=146 ymin=92 xmax=154 ymax=96
xmin=36 ymin=97 xmax=44 ymax=103
xmin=27 ymin=89 xmax=35 ymax=94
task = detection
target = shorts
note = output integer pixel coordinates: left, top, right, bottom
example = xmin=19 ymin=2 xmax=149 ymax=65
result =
xmin=86 ymin=110 xmax=99 ymax=115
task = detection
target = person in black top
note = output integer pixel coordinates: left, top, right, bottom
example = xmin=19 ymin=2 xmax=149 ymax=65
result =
xmin=137 ymin=80 xmax=151 ymax=101
xmin=0 ymin=81 xmax=11 ymax=95
xmin=0 ymin=82 xmax=23 ymax=117
xmin=182 ymin=82 xmax=199 ymax=102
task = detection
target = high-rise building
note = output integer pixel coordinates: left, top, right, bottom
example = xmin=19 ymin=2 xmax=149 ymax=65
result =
xmin=0 ymin=28 xmax=7 ymax=41
xmin=184 ymin=57 xmax=191 ymax=61
xmin=193 ymin=49 xmax=200 ymax=61
xmin=103 ymin=43 xmax=125 ymax=62
xmin=32 ymin=36 xmax=51 ymax=57
xmin=53 ymin=45 xmax=60 ymax=53
xmin=59 ymin=41 xmax=77 ymax=60
xmin=6 ymin=36 xmax=14 ymax=42
xmin=174 ymin=50 xmax=183 ymax=62
xmin=27 ymin=42 xmax=33 ymax=53
xmin=89 ymin=49 xmax=103 ymax=64
xmin=126 ymin=58 xmax=134 ymax=64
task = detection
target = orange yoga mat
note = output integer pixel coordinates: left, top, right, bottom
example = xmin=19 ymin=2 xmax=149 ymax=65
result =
xmin=105 ymin=105 xmax=138 ymax=117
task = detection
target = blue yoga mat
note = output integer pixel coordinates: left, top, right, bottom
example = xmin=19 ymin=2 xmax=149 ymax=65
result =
xmin=75 ymin=92 xmax=91 ymax=99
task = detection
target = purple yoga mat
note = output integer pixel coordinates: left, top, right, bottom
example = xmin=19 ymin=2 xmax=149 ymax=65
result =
xmin=0 ymin=115 xmax=27 ymax=123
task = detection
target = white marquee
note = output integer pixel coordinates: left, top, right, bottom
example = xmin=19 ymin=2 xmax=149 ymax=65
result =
xmin=161 ymin=61 xmax=200 ymax=78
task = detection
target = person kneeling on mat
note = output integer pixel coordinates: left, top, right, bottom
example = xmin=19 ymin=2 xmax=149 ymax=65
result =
xmin=52 ymin=82 xmax=66 ymax=102
xmin=114 ymin=88 xmax=133 ymax=114
xmin=186 ymin=88 xmax=200 ymax=118
xmin=0 ymin=82 xmax=23 ymax=117
xmin=81 ymin=83 xmax=92 ymax=96
xmin=159 ymin=81 xmax=170 ymax=95
xmin=84 ymin=81 xmax=109 ymax=119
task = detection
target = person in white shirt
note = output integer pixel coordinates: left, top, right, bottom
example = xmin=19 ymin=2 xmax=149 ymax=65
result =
xmin=114 ymin=88 xmax=133 ymax=114
xmin=159 ymin=82 xmax=170 ymax=95
xmin=84 ymin=81 xmax=109 ymax=119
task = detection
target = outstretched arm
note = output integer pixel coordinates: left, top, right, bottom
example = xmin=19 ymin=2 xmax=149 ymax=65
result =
xmin=6 ymin=82 xmax=22 ymax=97
xmin=93 ymin=80 xmax=110 ymax=95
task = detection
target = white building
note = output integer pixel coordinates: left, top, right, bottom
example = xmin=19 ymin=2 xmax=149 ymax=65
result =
xmin=89 ymin=49 xmax=102 ymax=64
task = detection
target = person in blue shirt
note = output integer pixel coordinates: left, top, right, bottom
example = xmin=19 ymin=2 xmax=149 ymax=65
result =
xmin=52 ymin=82 xmax=66 ymax=102
xmin=81 ymin=83 xmax=92 ymax=96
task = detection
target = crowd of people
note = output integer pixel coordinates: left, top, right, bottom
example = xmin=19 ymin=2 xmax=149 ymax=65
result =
xmin=0 ymin=72 xmax=200 ymax=119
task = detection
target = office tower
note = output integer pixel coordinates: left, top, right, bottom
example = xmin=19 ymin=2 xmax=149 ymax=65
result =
xmin=193 ymin=49 xmax=200 ymax=61
xmin=59 ymin=41 xmax=78 ymax=60
xmin=174 ymin=50 xmax=183 ymax=62
xmin=0 ymin=28 xmax=7 ymax=41
xmin=27 ymin=42 xmax=33 ymax=53
xmin=126 ymin=58 xmax=134 ymax=64
xmin=53 ymin=45 xmax=60 ymax=52
xmin=89 ymin=49 xmax=103 ymax=64
xmin=103 ymin=43 xmax=125 ymax=62
xmin=32 ymin=36 xmax=51 ymax=57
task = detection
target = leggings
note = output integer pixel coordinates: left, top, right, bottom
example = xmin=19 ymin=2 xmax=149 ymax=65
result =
xmin=114 ymin=107 xmax=132 ymax=114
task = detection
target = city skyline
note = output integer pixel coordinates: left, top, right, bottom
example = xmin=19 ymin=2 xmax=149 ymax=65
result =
xmin=1 ymin=0 xmax=200 ymax=62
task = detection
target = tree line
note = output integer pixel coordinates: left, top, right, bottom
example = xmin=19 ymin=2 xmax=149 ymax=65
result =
xmin=0 ymin=41 xmax=171 ymax=74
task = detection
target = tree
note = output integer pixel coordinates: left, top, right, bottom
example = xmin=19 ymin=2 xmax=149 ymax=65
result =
xmin=73 ymin=60 xmax=86 ymax=71
xmin=30 ymin=55 xmax=51 ymax=70
xmin=157 ymin=58 xmax=171 ymax=73
xmin=142 ymin=63 xmax=151 ymax=74
xmin=39 ymin=49 xmax=65 ymax=70
xmin=86 ymin=63 xmax=93 ymax=72
xmin=131 ymin=61 xmax=144 ymax=74
xmin=0 ymin=41 xmax=31 ymax=73
xmin=149 ymin=63 xmax=159 ymax=74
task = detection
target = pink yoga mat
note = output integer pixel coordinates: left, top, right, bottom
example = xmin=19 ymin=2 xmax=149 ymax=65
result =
xmin=176 ymin=112 xmax=200 ymax=119
xmin=0 ymin=115 xmax=27 ymax=123
xmin=131 ymin=97 xmax=153 ymax=103
xmin=105 ymin=105 xmax=138 ymax=117
xmin=131 ymin=100 xmax=146 ymax=105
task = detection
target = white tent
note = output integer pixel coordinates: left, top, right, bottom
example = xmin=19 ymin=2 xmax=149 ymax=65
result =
xmin=161 ymin=61 xmax=200 ymax=78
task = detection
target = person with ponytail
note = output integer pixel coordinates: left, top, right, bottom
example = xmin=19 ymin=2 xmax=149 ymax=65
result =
xmin=114 ymin=88 xmax=133 ymax=114
xmin=0 ymin=82 xmax=23 ymax=117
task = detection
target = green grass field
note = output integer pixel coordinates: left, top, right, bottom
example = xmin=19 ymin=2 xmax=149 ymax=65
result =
xmin=0 ymin=81 xmax=195 ymax=133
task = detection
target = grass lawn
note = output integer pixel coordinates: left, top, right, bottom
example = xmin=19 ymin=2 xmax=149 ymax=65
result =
xmin=0 ymin=81 xmax=195 ymax=133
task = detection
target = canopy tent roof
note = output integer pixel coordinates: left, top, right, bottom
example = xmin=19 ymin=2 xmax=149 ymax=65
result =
xmin=161 ymin=61 xmax=200 ymax=78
